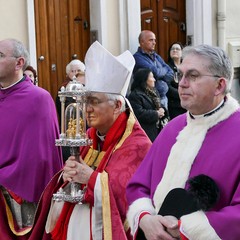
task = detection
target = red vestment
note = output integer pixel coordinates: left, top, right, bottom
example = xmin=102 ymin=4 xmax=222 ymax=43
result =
xmin=28 ymin=111 xmax=151 ymax=240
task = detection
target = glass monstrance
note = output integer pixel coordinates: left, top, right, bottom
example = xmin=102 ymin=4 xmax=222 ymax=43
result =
xmin=54 ymin=78 xmax=92 ymax=203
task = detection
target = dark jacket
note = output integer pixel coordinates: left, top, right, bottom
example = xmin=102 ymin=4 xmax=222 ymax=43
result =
xmin=133 ymin=47 xmax=174 ymax=82
xmin=128 ymin=89 xmax=168 ymax=142
xmin=133 ymin=47 xmax=174 ymax=109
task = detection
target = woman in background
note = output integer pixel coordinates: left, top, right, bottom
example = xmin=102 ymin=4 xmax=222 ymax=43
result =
xmin=24 ymin=65 xmax=37 ymax=85
xmin=167 ymin=42 xmax=187 ymax=119
xmin=128 ymin=68 xmax=168 ymax=142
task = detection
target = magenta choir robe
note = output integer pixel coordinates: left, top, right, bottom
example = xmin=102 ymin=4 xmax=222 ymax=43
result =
xmin=0 ymin=77 xmax=63 ymax=203
xmin=126 ymin=96 xmax=240 ymax=240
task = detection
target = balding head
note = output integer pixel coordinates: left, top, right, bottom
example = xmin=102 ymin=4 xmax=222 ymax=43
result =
xmin=138 ymin=30 xmax=156 ymax=53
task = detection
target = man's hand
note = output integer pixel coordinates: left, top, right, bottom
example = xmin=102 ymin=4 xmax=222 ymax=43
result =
xmin=164 ymin=216 xmax=180 ymax=239
xmin=63 ymin=156 xmax=94 ymax=184
xmin=139 ymin=214 xmax=178 ymax=240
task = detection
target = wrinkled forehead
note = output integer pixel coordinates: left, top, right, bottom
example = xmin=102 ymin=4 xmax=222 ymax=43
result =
xmin=172 ymin=43 xmax=181 ymax=49
xmin=0 ymin=40 xmax=13 ymax=54
xmin=180 ymin=53 xmax=211 ymax=72
xmin=145 ymin=32 xmax=155 ymax=41
xmin=71 ymin=64 xmax=82 ymax=71
xmin=87 ymin=92 xmax=106 ymax=99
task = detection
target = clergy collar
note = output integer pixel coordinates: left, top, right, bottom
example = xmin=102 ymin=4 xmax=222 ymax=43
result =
xmin=0 ymin=76 xmax=25 ymax=90
xmin=189 ymin=98 xmax=225 ymax=119
xmin=96 ymin=130 xmax=106 ymax=141
xmin=153 ymin=95 xmax=239 ymax=212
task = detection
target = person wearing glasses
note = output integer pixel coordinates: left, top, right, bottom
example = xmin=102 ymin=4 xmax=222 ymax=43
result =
xmin=0 ymin=38 xmax=63 ymax=239
xmin=33 ymin=41 xmax=152 ymax=240
xmin=133 ymin=30 xmax=174 ymax=109
xmin=126 ymin=44 xmax=240 ymax=240
xmin=167 ymin=42 xmax=187 ymax=119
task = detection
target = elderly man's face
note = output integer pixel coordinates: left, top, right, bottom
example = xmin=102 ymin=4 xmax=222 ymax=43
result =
xmin=140 ymin=31 xmax=156 ymax=53
xmin=85 ymin=93 xmax=117 ymax=135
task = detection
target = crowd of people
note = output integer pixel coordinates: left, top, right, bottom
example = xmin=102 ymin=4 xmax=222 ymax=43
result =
xmin=1 ymin=34 xmax=240 ymax=240
xmin=128 ymin=31 xmax=188 ymax=141
xmin=133 ymin=30 xmax=174 ymax=110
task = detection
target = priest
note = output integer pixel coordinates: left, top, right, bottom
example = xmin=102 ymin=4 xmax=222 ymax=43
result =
xmin=126 ymin=44 xmax=240 ymax=240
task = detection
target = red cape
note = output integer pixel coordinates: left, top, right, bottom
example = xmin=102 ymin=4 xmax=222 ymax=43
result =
xmin=27 ymin=111 xmax=151 ymax=240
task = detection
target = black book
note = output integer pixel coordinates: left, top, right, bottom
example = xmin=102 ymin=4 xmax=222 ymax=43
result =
xmin=136 ymin=174 xmax=220 ymax=239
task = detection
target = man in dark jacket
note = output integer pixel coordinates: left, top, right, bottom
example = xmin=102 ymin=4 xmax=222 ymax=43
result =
xmin=133 ymin=30 xmax=174 ymax=109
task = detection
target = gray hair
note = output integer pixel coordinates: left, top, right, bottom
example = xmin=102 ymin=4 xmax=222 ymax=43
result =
xmin=8 ymin=39 xmax=30 ymax=70
xmin=66 ymin=59 xmax=86 ymax=74
xmin=105 ymin=93 xmax=126 ymax=112
xmin=182 ymin=44 xmax=233 ymax=94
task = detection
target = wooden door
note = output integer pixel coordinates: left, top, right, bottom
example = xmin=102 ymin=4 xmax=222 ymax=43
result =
xmin=34 ymin=0 xmax=90 ymax=101
xmin=141 ymin=0 xmax=186 ymax=61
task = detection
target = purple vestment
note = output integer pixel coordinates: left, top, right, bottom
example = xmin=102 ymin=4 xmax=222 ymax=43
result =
xmin=0 ymin=77 xmax=63 ymax=202
xmin=127 ymin=96 xmax=240 ymax=240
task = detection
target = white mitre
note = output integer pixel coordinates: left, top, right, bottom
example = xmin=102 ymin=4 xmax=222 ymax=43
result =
xmin=84 ymin=41 xmax=135 ymax=96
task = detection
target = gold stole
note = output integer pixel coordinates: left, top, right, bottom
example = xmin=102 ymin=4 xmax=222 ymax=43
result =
xmin=84 ymin=148 xmax=105 ymax=168
xmin=82 ymin=112 xmax=136 ymax=239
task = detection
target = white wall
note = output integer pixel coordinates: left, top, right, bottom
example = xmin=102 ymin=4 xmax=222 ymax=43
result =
xmin=0 ymin=0 xmax=37 ymax=68
xmin=211 ymin=0 xmax=218 ymax=45
xmin=89 ymin=0 xmax=102 ymax=43
xmin=89 ymin=0 xmax=141 ymax=55
xmin=0 ymin=0 xmax=28 ymax=45
xmin=90 ymin=0 xmax=120 ymax=54
xmin=225 ymin=0 xmax=240 ymax=100
xmin=226 ymin=0 xmax=240 ymax=66
xmin=226 ymin=0 xmax=240 ymax=42
xmin=186 ymin=0 xmax=213 ymax=46
xmin=118 ymin=0 xmax=141 ymax=54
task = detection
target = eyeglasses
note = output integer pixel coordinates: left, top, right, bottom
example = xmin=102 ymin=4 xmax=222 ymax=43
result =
xmin=171 ymin=47 xmax=181 ymax=51
xmin=0 ymin=52 xmax=19 ymax=59
xmin=176 ymin=70 xmax=220 ymax=82
xmin=85 ymin=97 xmax=113 ymax=107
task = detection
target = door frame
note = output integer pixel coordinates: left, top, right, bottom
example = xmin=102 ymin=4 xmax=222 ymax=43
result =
xmin=26 ymin=0 xmax=214 ymax=73
xmin=186 ymin=0 xmax=213 ymax=46
xmin=26 ymin=0 xmax=37 ymax=76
